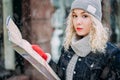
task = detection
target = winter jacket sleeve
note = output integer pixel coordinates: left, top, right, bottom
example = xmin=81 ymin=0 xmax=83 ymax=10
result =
xmin=106 ymin=42 xmax=120 ymax=79
xmin=48 ymin=47 xmax=66 ymax=79
xmin=111 ymin=47 xmax=120 ymax=73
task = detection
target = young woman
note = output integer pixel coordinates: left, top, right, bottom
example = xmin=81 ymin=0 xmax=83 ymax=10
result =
xmin=32 ymin=0 xmax=120 ymax=80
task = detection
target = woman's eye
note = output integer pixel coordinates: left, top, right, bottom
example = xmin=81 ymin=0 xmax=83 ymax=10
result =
xmin=82 ymin=15 xmax=88 ymax=18
xmin=73 ymin=15 xmax=77 ymax=18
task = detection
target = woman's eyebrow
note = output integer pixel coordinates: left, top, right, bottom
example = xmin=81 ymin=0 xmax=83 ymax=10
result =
xmin=81 ymin=11 xmax=87 ymax=14
xmin=72 ymin=12 xmax=76 ymax=14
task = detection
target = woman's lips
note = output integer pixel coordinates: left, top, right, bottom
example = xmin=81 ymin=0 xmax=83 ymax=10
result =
xmin=76 ymin=28 xmax=83 ymax=31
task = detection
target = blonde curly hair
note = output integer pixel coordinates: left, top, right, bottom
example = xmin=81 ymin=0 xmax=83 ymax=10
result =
xmin=63 ymin=11 xmax=109 ymax=53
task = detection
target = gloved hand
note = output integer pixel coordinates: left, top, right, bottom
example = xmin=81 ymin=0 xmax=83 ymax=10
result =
xmin=32 ymin=44 xmax=51 ymax=62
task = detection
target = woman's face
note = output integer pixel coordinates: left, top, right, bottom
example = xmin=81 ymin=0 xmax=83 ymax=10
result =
xmin=72 ymin=9 xmax=92 ymax=37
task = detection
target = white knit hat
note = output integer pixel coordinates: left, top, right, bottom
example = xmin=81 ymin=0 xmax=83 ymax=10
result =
xmin=71 ymin=0 xmax=102 ymax=21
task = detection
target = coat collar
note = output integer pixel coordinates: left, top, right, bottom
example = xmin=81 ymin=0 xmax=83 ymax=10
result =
xmin=71 ymin=34 xmax=91 ymax=57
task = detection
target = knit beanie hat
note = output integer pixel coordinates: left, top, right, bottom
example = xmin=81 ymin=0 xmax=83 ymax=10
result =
xmin=71 ymin=0 xmax=102 ymax=21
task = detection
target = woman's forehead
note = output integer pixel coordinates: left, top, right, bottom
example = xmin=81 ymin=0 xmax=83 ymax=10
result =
xmin=72 ymin=9 xmax=88 ymax=14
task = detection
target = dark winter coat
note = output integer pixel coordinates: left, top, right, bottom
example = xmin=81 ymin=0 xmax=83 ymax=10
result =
xmin=49 ymin=42 xmax=120 ymax=80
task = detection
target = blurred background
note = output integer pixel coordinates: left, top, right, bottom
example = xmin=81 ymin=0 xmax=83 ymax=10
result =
xmin=0 ymin=0 xmax=120 ymax=80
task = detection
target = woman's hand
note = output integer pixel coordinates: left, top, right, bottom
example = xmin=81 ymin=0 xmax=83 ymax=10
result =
xmin=32 ymin=44 xmax=51 ymax=62
xmin=32 ymin=44 xmax=47 ymax=60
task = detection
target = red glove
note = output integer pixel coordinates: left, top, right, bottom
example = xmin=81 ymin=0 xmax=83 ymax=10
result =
xmin=32 ymin=45 xmax=47 ymax=61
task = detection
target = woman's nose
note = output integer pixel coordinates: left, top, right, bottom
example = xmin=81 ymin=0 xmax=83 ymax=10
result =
xmin=76 ymin=17 xmax=83 ymax=25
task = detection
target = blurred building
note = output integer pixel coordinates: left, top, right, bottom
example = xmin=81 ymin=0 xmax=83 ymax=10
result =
xmin=1 ymin=0 xmax=54 ymax=80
